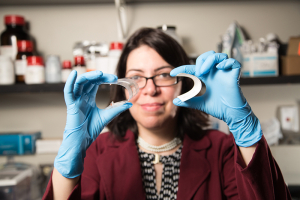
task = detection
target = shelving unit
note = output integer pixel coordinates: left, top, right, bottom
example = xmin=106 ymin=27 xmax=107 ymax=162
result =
xmin=0 ymin=0 xmax=288 ymax=5
xmin=0 ymin=83 xmax=110 ymax=93
xmin=239 ymin=75 xmax=300 ymax=86
xmin=0 ymin=75 xmax=299 ymax=93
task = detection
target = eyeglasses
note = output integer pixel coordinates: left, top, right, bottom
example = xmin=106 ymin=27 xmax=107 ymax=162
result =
xmin=127 ymin=73 xmax=182 ymax=89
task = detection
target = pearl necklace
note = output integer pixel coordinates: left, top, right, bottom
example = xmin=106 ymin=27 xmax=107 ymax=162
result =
xmin=137 ymin=137 xmax=182 ymax=164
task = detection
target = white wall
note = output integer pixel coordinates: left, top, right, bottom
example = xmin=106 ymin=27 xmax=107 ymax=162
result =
xmin=0 ymin=1 xmax=300 ymax=182
xmin=0 ymin=1 xmax=299 ymax=60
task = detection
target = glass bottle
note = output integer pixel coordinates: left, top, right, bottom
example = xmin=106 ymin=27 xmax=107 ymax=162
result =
xmin=15 ymin=40 xmax=33 ymax=83
xmin=0 ymin=15 xmax=31 ymax=61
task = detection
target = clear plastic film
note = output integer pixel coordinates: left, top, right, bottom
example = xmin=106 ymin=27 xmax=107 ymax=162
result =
xmin=103 ymin=78 xmax=139 ymax=109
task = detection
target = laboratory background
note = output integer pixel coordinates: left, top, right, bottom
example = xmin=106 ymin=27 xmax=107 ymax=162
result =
xmin=0 ymin=0 xmax=300 ymax=199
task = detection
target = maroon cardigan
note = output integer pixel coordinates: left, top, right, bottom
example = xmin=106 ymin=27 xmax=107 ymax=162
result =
xmin=42 ymin=130 xmax=291 ymax=200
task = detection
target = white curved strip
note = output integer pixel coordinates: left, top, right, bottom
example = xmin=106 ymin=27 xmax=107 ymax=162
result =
xmin=175 ymin=73 xmax=202 ymax=102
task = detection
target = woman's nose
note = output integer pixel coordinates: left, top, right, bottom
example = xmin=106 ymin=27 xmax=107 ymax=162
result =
xmin=142 ymin=78 xmax=158 ymax=96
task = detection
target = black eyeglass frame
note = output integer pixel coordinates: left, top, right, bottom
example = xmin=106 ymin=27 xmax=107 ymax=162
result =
xmin=127 ymin=74 xmax=183 ymax=89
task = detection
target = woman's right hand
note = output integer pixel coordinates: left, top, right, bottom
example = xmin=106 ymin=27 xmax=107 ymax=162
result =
xmin=54 ymin=70 xmax=132 ymax=178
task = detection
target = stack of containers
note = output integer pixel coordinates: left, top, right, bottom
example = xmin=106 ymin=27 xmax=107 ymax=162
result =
xmin=0 ymin=15 xmax=32 ymax=85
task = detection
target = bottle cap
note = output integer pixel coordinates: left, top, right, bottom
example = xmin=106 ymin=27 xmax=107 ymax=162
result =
xmin=17 ymin=40 xmax=33 ymax=52
xmin=27 ymin=56 xmax=44 ymax=66
xmin=62 ymin=60 xmax=72 ymax=69
xmin=110 ymin=42 xmax=123 ymax=50
xmin=74 ymin=56 xmax=85 ymax=66
xmin=4 ymin=15 xmax=25 ymax=25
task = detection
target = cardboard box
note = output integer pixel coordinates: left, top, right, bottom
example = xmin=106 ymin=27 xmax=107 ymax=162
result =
xmin=281 ymin=56 xmax=300 ymax=75
xmin=242 ymin=52 xmax=278 ymax=77
xmin=287 ymin=36 xmax=300 ymax=56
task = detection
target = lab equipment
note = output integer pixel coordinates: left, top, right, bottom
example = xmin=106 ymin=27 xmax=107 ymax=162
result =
xmin=171 ymin=51 xmax=262 ymax=147
xmin=221 ymin=22 xmax=246 ymax=69
xmin=54 ymin=71 xmax=132 ymax=178
xmin=104 ymin=78 xmax=139 ymax=109
xmin=175 ymin=73 xmax=202 ymax=102
xmin=0 ymin=167 xmax=32 ymax=200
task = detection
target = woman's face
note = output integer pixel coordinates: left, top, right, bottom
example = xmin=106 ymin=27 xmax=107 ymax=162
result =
xmin=125 ymin=45 xmax=182 ymax=131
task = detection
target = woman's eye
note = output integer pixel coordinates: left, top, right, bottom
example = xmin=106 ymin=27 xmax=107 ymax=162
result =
xmin=159 ymin=73 xmax=171 ymax=78
xmin=131 ymin=75 xmax=142 ymax=80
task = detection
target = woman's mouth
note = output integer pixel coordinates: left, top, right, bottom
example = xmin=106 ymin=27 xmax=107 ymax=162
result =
xmin=140 ymin=103 xmax=164 ymax=111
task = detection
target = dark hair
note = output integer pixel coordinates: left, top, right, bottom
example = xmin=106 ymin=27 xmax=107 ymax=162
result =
xmin=107 ymin=27 xmax=209 ymax=141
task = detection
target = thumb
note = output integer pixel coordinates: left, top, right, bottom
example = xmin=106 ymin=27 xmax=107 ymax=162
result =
xmin=173 ymin=96 xmax=205 ymax=111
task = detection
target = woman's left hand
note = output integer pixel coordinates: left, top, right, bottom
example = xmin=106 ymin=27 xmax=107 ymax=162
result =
xmin=170 ymin=51 xmax=262 ymax=147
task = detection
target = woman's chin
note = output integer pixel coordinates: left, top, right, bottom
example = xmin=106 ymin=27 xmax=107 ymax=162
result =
xmin=138 ymin=118 xmax=164 ymax=130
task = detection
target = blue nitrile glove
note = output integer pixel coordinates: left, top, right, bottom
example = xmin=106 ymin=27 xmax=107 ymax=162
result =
xmin=171 ymin=51 xmax=262 ymax=147
xmin=54 ymin=70 xmax=132 ymax=178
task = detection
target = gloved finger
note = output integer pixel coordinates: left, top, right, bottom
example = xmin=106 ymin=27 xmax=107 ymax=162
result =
xmin=89 ymin=84 xmax=100 ymax=97
xmin=216 ymin=58 xmax=241 ymax=80
xmin=73 ymin=71 xmax=103 ymax=97
xmin=170 ymin=65 xmax=196 ymax=77
xmin=95 ymin=73 xmax=118 ymax=84
xmin=195 ymin=51 xmax=215 ymax=77
xmin=82 ymin=82 xmax=95 ymax=94
xmin=82 ymin=72 xmax=118 ymax=96
xmin=73 ymin=71 xmax=118 ymax=98
xmin=197 ymin=53 xmax=228 ymax=76
xmin=100 ymin=102 xmax=133 ymax=126
xmin=216 ymin=58 xmax=241 ymax=70
xmin=64 ymin=70 xmax=77 ymax=106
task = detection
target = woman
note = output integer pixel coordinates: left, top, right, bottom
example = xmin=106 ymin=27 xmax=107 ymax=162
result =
xmin=43 ymin=28 xmax=291 ymax=200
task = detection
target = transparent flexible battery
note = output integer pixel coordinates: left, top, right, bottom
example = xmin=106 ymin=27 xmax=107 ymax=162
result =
xmin=103 ymin=78 xmax=139 ymax=109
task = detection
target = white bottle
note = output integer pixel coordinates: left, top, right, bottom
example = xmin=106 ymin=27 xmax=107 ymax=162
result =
xmin=25 ymin=56 xmax=45 ymax=84
xmin=61 ymin=60 xmax=72 ymax=83
xmin=108 ymin=42 xmax=123 ymax=75
xmin=45 ymin=55 xmax=61 ymax=83
xmin=0 ymin=55 xmax=15 ymax=85
xmin=95 ymin=56 xmax=109 ymax=74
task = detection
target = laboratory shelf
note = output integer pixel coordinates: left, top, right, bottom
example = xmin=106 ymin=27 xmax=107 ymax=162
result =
xmin=0 ymin=83 xmax=110 ymax=93
xmin=0 ymin=0 xmax=288 ymax=6
xmin=0 ymin=75 xmax=299 ymax=93
xmin=240 ymin=75 xmax=300 ymax=86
